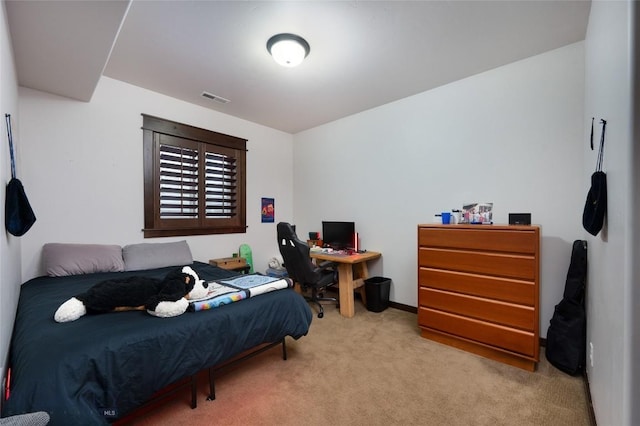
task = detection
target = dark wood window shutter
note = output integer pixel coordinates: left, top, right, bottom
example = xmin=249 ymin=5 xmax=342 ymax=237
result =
xmin=142 ymin=114 xmax=247 ymax=238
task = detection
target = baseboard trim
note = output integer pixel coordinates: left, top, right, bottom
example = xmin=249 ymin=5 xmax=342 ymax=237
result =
xmin=389 ymin=301 xmax=417 ymax=313
xmin=326 ymin=287 xmax=417 ymax=314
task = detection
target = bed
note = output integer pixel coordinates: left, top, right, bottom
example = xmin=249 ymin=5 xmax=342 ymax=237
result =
xmin=2 ymin=242 xmax=312 ymax=425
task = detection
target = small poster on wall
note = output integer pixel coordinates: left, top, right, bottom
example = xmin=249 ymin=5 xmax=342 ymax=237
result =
xmin=261 ymin=197 xmax=275 ymax=223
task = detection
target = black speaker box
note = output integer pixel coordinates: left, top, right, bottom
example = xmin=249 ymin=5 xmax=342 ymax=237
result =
xmin=509 ymin=213 xmax=531 ymax=225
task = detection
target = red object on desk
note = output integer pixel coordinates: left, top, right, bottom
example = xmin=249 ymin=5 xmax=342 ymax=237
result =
xmin=5 ymin=367 xmax=10 ymax=399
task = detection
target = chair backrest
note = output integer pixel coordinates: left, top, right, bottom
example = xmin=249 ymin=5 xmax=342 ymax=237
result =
xmin=276 ymin=222 xmax=319 ymax=286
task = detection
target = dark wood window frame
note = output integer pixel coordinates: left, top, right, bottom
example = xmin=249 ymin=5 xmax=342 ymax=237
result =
xmin=141 ymin=114 xmax=247 ymax=238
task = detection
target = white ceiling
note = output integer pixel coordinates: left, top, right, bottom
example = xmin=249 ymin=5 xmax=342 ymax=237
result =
xmin=6 ymin=0 xmax=591 ymax=134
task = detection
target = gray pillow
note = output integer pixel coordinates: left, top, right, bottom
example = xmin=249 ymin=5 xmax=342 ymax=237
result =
xmin=42 ymin=243 xmax=125 ymax=277
xmin=122 ymin=240 xmax=193 ymax=271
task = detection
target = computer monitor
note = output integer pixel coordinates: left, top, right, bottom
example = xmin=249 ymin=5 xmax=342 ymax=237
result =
xmin=322 ymin=221 xmax=355 ymax=250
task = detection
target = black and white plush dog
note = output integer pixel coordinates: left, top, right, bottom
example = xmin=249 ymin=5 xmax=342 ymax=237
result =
xmin=54 ymin=266 xmax=209 ymax=323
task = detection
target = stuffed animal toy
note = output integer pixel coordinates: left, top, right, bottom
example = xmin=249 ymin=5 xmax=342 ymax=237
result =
xmin=54 ymin=266 xmax=209 ymax=323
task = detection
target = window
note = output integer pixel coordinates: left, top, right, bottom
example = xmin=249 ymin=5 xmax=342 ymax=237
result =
xmin=142 ymin=114 xmax=247 ymax=238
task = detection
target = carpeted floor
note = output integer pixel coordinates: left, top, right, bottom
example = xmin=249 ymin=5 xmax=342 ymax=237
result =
xmin=129 ymin=300 xmax=592 ymax=425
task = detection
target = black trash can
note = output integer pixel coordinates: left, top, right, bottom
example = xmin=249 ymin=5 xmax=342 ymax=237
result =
xmin=364 ymin=277 xmax=391 ymax=312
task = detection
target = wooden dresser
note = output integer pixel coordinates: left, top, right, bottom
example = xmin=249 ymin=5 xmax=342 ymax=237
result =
xmin=417 ymin=224 xmax=540 ymax=371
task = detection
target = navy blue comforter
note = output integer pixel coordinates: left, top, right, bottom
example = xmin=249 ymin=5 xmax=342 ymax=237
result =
xmin=2 ymin=261 xmax=312 ymax=425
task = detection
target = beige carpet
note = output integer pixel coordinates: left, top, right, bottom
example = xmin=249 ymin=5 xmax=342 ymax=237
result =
xmin=130 ymin=301 xmax=592 ymax=426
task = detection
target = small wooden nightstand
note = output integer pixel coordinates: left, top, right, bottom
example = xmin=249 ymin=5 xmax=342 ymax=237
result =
xmin=209 ymin=257 xmax=250 ymax=274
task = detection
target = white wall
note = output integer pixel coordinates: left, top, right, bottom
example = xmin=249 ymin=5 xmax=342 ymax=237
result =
xmin=0 ymin=0 xmax=21 ymax=404
xmin=293 ymin=42 xmax=585 ymax=338
xmin=18 ymin=77 xmax=294 ymax=281
xmin=583 ymin=1 xmax=635 ymax=425
xmin=624 ymin=2 xmax=640 ymax=424
xmin=630 ymin=3 xmax=640 ymax=425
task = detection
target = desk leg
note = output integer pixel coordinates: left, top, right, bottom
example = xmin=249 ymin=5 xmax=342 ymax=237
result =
xmin=356 ymin=262 xmax=370 ymax=280
xmin=338 ymin=264 xmax=355 ymax=318
xmin=354 ymin=262 xmax=368 ymax=308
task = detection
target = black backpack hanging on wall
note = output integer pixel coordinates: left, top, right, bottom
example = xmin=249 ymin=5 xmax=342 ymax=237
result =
xmin=583 ymin=118 xmax=607 ymax=236
xmin=5 ymin=114 xmax=36 ymax=236
xmin=545 ymin=240 xmax=587 ymax=375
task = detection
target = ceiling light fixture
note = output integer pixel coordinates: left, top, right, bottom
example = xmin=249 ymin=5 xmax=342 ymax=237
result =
xmin=266 ymin=33 xmax=310 ymax=68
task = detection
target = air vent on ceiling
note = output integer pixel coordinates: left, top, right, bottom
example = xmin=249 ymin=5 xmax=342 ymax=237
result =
xmin=201 ymin=91 xmax=230 ymax=104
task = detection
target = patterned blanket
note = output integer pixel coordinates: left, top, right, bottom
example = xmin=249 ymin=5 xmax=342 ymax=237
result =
xmin=189 ymin=274 xmax=293 ymax=311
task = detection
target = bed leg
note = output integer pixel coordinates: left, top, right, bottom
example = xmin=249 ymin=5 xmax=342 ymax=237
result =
xmin=281 ymin=337 xmax=287 ymax=361
xmin=207 ymin=367 xmax=216 ymax=401
xmin=190 ymin=375 xmax=197 ymax=409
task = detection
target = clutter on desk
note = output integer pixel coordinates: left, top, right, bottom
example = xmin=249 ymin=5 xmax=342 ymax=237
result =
xmin=307 ymin=238 xmax=323 ymax=248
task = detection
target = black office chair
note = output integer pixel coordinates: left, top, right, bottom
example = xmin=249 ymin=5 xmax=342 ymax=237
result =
xmin=277 ymin=222 xmax=338 ymax=318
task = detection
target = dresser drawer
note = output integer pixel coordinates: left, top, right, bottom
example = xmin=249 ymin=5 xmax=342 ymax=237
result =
xmin=419 ymin=287 xmax=534 ymax=330
xmin=418 ymin=307 xmax=536 ymax=357
xmin=418 ymin=227 xmax=537 ymax=254
xmin=419 ymin=247 xmax=536 ymax=280
xmin=418 ymin=267 xmax=535 ymax=305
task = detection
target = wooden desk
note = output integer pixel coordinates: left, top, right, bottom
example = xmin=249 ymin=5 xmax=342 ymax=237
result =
xmin=310 ymin=251 xmax=382 ymax=318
